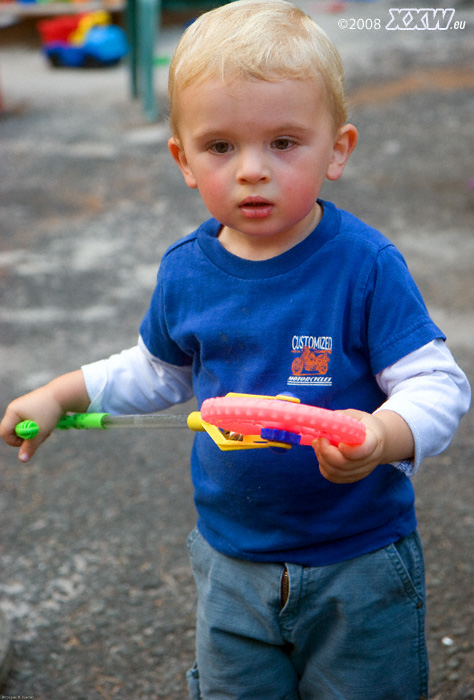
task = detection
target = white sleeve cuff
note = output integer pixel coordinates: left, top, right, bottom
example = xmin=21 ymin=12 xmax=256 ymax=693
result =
xmin=375 ymin=339 xmax=471 ymax=476
xmin=82 ymin=337 xmax=194 ymax=415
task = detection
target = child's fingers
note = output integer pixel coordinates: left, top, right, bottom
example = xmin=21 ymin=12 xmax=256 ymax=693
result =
xmin=18 ymin=436 xmax=44 ymax=463
xmin=0 ymin=408 xmax=53 ymax=462
xmin=337 ymin=437 xmax=374 ymax=461
xmin=312 ymin=438 xmax=351 ymax=483
xmin=313 ymin=437 xmax=346 ymax=468
xmin=312 ymin=435 xmax=378 ymax=484
xmin=0 ymin=412 xmax=24 ymax=447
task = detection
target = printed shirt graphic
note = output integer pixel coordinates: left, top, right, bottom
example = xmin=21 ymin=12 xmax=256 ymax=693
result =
xmin=289 ymin=335 xmax=332 ymax=386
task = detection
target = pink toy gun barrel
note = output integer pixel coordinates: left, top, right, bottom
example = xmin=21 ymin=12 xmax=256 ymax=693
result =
xmin=200 ymin=394 xmax=366 ymax=447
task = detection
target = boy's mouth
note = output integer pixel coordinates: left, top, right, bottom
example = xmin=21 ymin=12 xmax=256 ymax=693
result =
xmin=239 ymin=196 xmax=273 ymax=219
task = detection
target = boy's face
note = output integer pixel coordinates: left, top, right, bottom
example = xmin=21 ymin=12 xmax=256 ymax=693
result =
xmin=169 ymin=76 xmax=356 ymax=259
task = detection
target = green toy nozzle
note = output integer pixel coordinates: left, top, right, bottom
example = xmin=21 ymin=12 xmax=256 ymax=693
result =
xmin=56 ymin=413 xmax=109 ymax=431
xmin=15 ymin=420 xmax=40 ymax=440
xmin=15 ymin=413 xmax=110 ymax=440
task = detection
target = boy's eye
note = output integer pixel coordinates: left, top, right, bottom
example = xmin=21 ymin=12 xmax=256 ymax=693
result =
xmin=272 ymin=138 xmax=295 ymax=151
xmin=209 ymin=141 xmax=233 ymax=154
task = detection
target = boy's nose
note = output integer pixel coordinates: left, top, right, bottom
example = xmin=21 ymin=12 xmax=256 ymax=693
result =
xmin=236 ymin=148 xmax=270 ymax=184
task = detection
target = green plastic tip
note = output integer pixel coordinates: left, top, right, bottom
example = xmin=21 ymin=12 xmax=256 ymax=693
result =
xmin=15 ymin=420 xmax=40 ymax=440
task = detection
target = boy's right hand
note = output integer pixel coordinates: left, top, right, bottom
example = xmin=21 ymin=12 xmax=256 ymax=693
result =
xmin=0 ymin=386 xmax=65 ymax=462
xmin=0 ymin=369 xmax=90 ymax=463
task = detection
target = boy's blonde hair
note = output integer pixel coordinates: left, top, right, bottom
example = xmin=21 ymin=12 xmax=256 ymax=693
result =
xmin=168 ymin=0 xmax=347 ymax=140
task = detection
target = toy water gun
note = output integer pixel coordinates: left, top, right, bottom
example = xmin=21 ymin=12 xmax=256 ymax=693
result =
xmin=15 ymin=392 xmax=366 ymax=452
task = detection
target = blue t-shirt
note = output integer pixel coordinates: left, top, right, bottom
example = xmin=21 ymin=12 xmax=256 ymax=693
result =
xmin=140 ymin=201 xmax=444 ymax=565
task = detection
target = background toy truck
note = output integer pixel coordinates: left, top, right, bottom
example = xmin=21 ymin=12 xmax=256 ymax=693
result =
xmin=37 ymin=11 xmax=128 ymax=68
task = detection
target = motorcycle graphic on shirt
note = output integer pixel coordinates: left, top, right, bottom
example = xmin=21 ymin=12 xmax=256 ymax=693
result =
xmin=291 ymin=346 xmax=330 ymax=376
xmin=288 ymin=338 xmax=332 ymax=387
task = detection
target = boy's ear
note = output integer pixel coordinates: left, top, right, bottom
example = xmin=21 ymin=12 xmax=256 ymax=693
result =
xmin=168 ymin=137 xmax=198 ymax=189
xmin=326 ymin=123 xmax=358 ymax=182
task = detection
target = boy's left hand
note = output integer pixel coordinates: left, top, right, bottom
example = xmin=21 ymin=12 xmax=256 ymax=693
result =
xmin=312 ymin=409 xmax=413 ymax=484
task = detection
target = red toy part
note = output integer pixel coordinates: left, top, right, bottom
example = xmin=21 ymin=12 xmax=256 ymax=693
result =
xmin=200 ymin=395 xmax=366 ymax=447
xmin=37 ymin=15 xmax=83 ymax=44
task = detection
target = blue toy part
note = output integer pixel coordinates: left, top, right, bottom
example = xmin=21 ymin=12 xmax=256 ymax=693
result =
xmin=261 ymin=392 xmax=302 ymax=451
xmin=260 ymin=428 xmax=300 ymax=454
xmin=260 ymin=428 xmax=302 ymax=446
xmin=83 ymin=25 xmax=129 ymax=65
xmin=44 ymin=42 xmax=84 ymax=68
xmin=275 ymin=392 xmax=300 ymax=400
xmin=44 ymin=25 xmax=128 ymax=68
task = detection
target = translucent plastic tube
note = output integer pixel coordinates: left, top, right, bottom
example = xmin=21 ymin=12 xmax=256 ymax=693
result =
xmin=15 ymin=412 xmax=192 ymax=439
xmin=100 ymin=414 xmax=189 ymax=429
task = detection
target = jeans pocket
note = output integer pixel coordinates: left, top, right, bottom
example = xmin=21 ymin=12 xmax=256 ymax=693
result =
xmin=186 ymin=661 xmax=202 ymax=700
xmin=186 ymin=527 xmax=201 ymax=558
xmin=384 ymin=530 xmax=426 ymax=608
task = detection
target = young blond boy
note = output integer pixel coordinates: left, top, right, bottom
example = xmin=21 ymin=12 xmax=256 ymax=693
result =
xmin=1 ymin=1 xmax=470 ymax=698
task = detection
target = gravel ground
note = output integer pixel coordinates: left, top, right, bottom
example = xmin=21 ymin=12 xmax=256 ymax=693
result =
xmin=1 ymin=1 xmax=473 ymax=698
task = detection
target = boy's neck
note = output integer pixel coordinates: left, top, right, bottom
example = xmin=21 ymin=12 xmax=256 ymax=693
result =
xmin=217 ymin=203 xmax=323 ymax=261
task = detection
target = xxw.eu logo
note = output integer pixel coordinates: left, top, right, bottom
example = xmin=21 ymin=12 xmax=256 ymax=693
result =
xmin=386 ymin=8 xmax=456 ymax=30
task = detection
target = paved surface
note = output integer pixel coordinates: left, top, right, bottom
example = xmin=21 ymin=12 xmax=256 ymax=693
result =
xmin=1 ymin=1 xmax=474 ymax=698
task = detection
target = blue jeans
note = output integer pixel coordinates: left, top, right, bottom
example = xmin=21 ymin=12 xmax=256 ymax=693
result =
xmin=186 ymin=528 xmax=429 ymax=700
